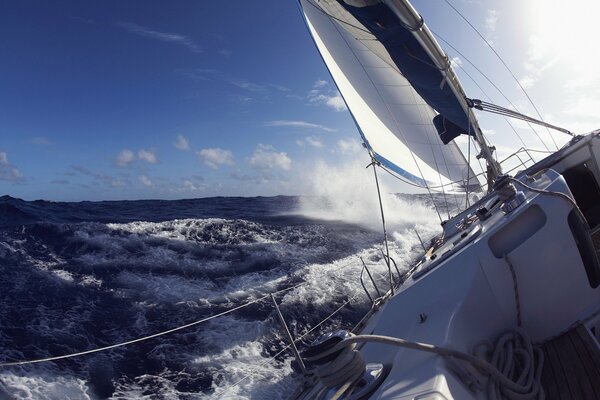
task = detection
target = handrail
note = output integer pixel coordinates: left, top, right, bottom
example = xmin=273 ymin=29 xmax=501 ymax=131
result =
xmin=360 ymin=257 xmax=382 ymax=303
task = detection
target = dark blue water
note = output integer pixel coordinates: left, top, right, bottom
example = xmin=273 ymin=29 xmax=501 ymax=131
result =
xmin=0 ymin=194 xmax=438 ymax=399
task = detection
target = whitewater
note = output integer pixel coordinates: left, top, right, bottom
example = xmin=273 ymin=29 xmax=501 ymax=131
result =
xmin=0 ymin=164 xmax=445 ymax=399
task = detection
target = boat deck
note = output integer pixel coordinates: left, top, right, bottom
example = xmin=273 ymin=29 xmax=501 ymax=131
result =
xmin=540 ymin=324 xmax=600 ymax=399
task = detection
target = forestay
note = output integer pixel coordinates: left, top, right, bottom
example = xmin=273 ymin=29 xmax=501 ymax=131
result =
xmin=300 ymin=0 xmax=482 ymax=193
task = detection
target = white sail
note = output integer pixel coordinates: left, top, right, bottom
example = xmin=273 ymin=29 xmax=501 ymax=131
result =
xmin=300 ymin=0 xmax=481 ymax=192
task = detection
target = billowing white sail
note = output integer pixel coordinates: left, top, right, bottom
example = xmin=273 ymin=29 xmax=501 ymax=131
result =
xmin=300 ymin=0 xmax=481 ymax=192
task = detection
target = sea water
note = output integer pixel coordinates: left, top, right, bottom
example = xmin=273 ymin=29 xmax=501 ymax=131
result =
xmin=0 ymin=191 xmax=442 ymax=399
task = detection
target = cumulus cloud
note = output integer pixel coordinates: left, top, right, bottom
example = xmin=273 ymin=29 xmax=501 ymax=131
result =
xmin=297 ymin=136 xmax=324 ymax=148
xmin=0 ymin=151 xmax=24 ymax=182
xmin=264 ymin=120 xmax=336 ymax=132
xmin=179 ymin=176 xmax=206 ymax=192
xmin=174 ymin=134 xmax=189 ymax=150
xmin=138 ymin=149 xmax=158 ymax=164
xmin=139 ymin=175 xmax=153 ymax=187
xmin=337 ymin=139 xmax=363 ymax=155
xmin=115 ymin=149 xmax=135 ymax=167
xmin=197 ymin=147 xmax=235 ymax=169
xmin=307 ymin=80 xmax=347 ymax=112
xmin=118 ymin=22 xmax=202 ymax=53
xmin=249 ymin=144 xmax=292 ymax=171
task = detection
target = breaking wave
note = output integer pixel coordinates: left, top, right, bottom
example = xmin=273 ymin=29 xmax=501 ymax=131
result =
xmin=0 ymin=193 xmax=440 ymax=399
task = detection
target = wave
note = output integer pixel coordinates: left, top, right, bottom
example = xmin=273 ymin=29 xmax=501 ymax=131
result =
xmin=0 ymin=194 xmax=440 ymax=399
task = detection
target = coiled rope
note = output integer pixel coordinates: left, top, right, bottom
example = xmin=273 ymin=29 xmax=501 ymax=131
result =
xmin=312 ymin=329 xmax=544 ymax=400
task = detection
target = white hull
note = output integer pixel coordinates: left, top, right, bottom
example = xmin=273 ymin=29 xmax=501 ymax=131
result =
xmin=294 ymin=131 xmax=600 ymax=399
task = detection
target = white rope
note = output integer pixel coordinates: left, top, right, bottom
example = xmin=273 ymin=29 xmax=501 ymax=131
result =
xmin=315 ymin=330 xmax=545 ymax=400
xmin=0 ymin=282 xmax=307 ymax=367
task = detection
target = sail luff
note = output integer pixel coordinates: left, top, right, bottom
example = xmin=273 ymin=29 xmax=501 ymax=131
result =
xmin=300 ymin=0 xmax=483 ymax=193
xmin=383 ymin=0 xmax=501 ymax=186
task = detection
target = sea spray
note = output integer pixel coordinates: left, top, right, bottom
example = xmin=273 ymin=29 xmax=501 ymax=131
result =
xmin=0 ymin=195 xmax=440 ymax=399
xmin=297 ymin=159 xmax=438 ymax=229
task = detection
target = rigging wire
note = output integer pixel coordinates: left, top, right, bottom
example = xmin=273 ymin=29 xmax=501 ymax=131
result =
xmin=302 ymin=0 xmax=477 ymax=221
xmin=469 ymin=99 xmax=573 ymax=137
xmin=465 ymin=114 xmax=472 ymax=208
xmin=449 ymin=57 xmax=536 ymax=161
xmin=225 ymin=296 xmax=355 ymax=393
xmin=0 ymin=282 xmax=308 ymax=367
xmin=432 ymin=31 xmax=551 ymax=152
xmin=442 ymin=0 xmax=559 ymax=151
xmin=369 ymin=159 xmax=395 ymax=295
xmin=324 ymin=10 xmax=445 ymax=223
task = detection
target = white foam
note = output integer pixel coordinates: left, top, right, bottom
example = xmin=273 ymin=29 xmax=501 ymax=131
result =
xmin=0 ymin=372 xmax=91 ymax=400
xmin=0 ymin=190 xmax=443 ymax=399
xmin=192 ymin=317 xmax=294 ymax=400
xmin=296 ymin=159 xmax=439 ymax=232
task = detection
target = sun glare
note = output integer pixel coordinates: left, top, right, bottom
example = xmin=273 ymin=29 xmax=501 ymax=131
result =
xmin=529 ymin=0 xmax=600 ymax=83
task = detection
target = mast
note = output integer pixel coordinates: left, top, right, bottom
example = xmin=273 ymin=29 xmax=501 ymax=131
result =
xmin=383 ymin=0 xmax=501 ymax=189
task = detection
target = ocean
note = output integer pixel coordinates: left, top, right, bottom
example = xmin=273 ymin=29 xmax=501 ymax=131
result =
xmin=0 ymin=193 xmax=443 ymax=399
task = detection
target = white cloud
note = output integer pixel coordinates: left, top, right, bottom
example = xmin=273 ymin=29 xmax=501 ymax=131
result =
xmin=111 ymin=179 xmax=125 ymax=188
xmin=118 ymin=22 xmax=202 ymax=53
xmin=174 ymin=134 xmax=190 ymax=150
xmin=265 ymin=120 xmax=336 ymax=132
xmin=139 ymin=175 xmax=153 ymax=187
xmin=115 ymin=149 xmax=135 ymax=167
xmin=337 ymin=139 xmax=363 ymax=155
xmin=451 ymin=56 xmax=463 ymax=67
xmin=138 ymin=149 xmax=158 ymax=164
xmin=485 ymin=10 xmax=499 ymax=33
xmin=307 ymin=81 xmax=347 ymax=112
xmin=197 ymin=148 xmax=235 ymax=169
xmin=308 ymin=90 xmax=347 ymax=112
xmin=0 ymin=151 xmax=24 ymax=182
xmin=249 ymin=144 xmax=292 ymax=171
xmin=297 ymin=136 xmax=324 ymax=148
xmin=179 ymin=177 xmax=206 ymax=192
xmin=325 ymin=94 xmax=346 ymax=111
xmin=563 ymin=97 xmax=600 ymax=123
xmin=519 ymin=57 xmax=557 ymax=88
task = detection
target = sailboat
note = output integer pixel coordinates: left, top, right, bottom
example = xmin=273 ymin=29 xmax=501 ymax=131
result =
xmin=288 ymin=0 xmax=600 ymax=399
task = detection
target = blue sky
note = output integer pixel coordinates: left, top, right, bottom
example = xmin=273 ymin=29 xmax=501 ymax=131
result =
xmin=2 ymin=0 xmax=599 ymax=201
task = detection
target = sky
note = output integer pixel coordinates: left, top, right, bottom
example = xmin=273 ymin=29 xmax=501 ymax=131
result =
xmin=1 ymin=0 xmax=599 ymax=201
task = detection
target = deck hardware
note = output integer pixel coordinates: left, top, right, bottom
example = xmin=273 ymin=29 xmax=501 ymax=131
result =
xmin=414 ymin=228 xmax=426 ymax=252
xmin=270 ymin=294 xmax=307 ymax=374
xmin=379 ymin=249 xmax=402 ymax=283
xmin=476 ymin=206 xmax=490 ymax=221
xmin=360 ymin=257 xmax=382 ymax=302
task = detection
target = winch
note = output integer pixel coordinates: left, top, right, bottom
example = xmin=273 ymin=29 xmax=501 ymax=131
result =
xmin=302 ymin=330 xmax=386 ymax=400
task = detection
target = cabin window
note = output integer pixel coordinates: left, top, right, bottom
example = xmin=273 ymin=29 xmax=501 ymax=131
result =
xmin=488 ymin=205 xmax=546 ymax=258
xmin=562 ymin=162 xmax=600 ymax=229
xmin=568 ymin=209 xmax=600 ymax=288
